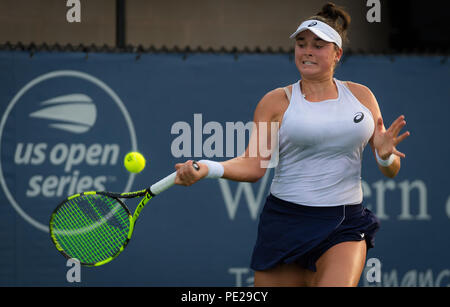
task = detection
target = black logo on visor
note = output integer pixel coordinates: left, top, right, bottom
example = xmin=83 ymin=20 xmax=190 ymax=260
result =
xmin=353 ymin=112 xmax=364 ymax=123
xmin=308 ymin=21 xmax=317 ymax=27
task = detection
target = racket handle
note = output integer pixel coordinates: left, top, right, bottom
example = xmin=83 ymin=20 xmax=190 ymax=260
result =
xmin=149 ymin=161 xmax=200 ymax=196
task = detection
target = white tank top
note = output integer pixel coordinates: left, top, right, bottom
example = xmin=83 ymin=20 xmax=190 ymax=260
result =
xmin=270 ymin=79 xmax=374 ymax=207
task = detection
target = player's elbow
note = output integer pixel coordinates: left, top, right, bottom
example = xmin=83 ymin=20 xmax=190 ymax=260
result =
xmin=236 ymin=156 xmax=269 ymax=182
xmin=250 ymin=167 xmax=268 ymax=182
xmin=249 ymin=176 xmax=262 ymax=183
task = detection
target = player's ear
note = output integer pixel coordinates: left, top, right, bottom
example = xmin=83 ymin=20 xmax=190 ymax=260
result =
xmin=335 ymin=46 xmax=343 ymax=63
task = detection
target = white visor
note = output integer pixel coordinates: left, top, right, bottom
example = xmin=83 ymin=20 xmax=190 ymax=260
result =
xmin=290 ymin=19 xmax=342 ymax=49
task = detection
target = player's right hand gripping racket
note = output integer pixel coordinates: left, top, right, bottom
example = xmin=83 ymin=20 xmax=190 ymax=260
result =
xmin=49 ymin=161 xmax=199 ymax=267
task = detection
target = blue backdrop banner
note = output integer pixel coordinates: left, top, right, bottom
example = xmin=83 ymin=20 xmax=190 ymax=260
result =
xmin=0 ymin=51 xmax=449 ymax=286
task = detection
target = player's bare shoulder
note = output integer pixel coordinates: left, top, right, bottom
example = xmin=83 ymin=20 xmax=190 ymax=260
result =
xmin=344 ymin=81 xmax=381 ymax=118
xmin=253 ymin=87 xmax=290 ymax=123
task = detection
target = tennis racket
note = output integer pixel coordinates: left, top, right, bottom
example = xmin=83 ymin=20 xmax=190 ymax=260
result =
xmin=49 ymin=161 xmax=200 ymax=266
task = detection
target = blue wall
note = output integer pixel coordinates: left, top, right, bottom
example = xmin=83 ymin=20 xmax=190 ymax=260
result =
xmin=0 ymin=51 xmax=449 ymax=286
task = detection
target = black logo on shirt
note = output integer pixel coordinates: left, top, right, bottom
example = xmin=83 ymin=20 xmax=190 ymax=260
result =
xmin=353 ymin=112 xmax=364 ymax=123
xmin=308 ymin=21 xmax=317 ymax=27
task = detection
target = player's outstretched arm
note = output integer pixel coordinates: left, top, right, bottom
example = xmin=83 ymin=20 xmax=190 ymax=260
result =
xmin=175 ymin=88 xmax=287 ymax=186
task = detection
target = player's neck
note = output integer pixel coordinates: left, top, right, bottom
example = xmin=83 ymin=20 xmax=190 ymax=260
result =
xmin=300 ymin=76 xmax=337 ymax=101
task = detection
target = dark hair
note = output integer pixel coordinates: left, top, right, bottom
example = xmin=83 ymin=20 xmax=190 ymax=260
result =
xmin=308 ymin=2 xmax=351 ymax=45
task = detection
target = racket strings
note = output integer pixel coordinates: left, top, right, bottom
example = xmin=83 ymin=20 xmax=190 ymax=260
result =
xmin=61 ymin=201 xmax=118 ymax=261
xmin=51 ymin=194 xmax=131 ymax=265
xmin=53 ymin=202 xmax=115 ymax=263
xmin=54 ymin=197 xmax=128 ymax=263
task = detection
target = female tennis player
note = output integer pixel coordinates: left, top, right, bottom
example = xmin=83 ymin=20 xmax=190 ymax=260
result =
xmin=174 ymin=2 xmax=410 ymax=287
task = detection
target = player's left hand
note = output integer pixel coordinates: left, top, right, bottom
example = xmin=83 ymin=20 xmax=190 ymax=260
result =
xmin=373 ymin=115 xmax=410 ymax=159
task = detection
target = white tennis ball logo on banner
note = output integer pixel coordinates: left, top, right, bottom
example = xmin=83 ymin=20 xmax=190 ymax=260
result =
xmin=29 ymin=93 xmax=97 ymax=134
xmin=0 ymin=70 xmax=138 ymax=232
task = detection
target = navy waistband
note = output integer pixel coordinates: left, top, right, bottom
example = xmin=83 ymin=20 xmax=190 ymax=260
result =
xmin=267 ymin=193 xmax=364 ymax=218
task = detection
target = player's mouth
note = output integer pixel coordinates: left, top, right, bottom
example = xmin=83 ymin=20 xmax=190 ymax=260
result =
xmin=302 ymin=61 xmax=317 ymax=65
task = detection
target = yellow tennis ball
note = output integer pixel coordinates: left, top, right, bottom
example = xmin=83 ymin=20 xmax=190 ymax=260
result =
xmin=124 ymin=152 xmax=146 ymax=173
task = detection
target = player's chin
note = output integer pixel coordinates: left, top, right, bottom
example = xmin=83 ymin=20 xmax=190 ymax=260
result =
xmin=297 ymin=64 xmax=320 ymax=74
xmin=299 ymin=66 xmax=330 ymax=79
xmin=298 ymin=63 xmax=320 ymax=73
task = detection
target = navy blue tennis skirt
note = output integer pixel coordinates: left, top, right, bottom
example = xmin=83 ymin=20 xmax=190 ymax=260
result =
xmin=251 ymin=193 xmax=380 ymax=272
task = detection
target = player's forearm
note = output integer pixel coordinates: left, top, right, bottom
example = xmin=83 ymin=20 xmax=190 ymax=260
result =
xmin=220 ymin=156 xmax=267 ymax=183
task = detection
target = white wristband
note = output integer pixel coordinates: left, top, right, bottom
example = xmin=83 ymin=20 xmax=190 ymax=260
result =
xmin=375 ymin=150 xmax=395 ymax=167
xmin=199 ymin=160 xmax=224 ymax=179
